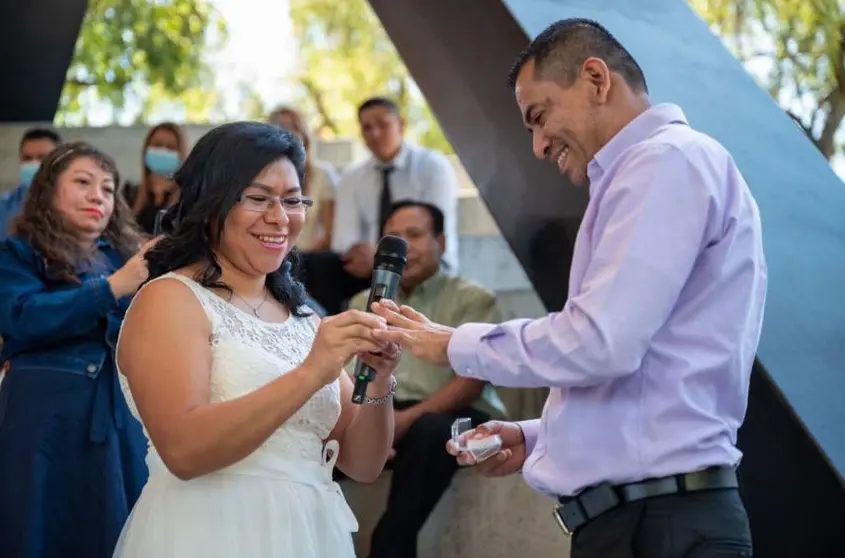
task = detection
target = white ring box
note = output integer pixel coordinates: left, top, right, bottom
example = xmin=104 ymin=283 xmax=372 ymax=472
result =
xmin=451 ymin=418 xmax=503 ymax=463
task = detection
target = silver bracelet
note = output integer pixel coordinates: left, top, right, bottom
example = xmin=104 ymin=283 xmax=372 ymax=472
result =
xmin=362 ymin=376 xmax=397 ymax=406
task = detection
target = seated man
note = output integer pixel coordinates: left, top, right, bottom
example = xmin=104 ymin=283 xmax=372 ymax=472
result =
xmin=302 ymin=96 xmax=460 ymax=315
xmin=347 ymin=200 xmax=506 ymax=558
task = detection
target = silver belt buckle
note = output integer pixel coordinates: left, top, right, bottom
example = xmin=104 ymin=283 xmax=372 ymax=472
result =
xmin=552 ymin=504 xmax=573 ymax=536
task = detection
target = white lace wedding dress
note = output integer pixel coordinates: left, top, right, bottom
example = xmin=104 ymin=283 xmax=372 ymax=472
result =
xmin=113 ymin=273 xmax=358 ymax=557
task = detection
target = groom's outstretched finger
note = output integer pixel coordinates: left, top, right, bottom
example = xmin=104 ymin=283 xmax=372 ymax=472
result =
xmin=370 ymin=301 xmax=399 ymax=320
xmin=372 ymin=302 xmax=419 ymax=329
xmin=372 ymin=327 xmax=413 ymax=347
xmin=398 ymin=305 xmax=428 ymax=324
xmin=377 ymin=299 xmax=400 ymax=311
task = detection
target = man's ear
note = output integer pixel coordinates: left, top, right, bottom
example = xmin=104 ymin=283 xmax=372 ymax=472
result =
xmin=436 ymin=233 xmax=446 ymax=254
xmin=582 ymin=57 xmax=611 ymax=104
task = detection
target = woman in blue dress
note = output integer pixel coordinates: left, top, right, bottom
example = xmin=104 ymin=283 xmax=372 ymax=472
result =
xmin=0 ymin=142 xmax=151 ymax=558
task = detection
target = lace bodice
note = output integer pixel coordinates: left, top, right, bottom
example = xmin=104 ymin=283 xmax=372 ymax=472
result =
xmin=117 ymin=272 xmax=341 ymax=472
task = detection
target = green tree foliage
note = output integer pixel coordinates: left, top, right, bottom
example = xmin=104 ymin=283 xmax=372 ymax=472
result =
xmin=692 ymin=0 xmax=845 ymax=159
xmin=288 ymin=0 xmax=453 ymax=153
xmin=56 ymin=0 xmax=227 ymax=126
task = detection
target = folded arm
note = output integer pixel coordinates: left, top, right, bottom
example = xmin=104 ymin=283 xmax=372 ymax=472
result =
xmin=448 ymin=143 xmax=717 ymax=388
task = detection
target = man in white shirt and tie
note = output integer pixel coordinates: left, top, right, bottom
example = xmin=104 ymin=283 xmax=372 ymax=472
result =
xmin=301 ymin=97 xmax=460 ymax=314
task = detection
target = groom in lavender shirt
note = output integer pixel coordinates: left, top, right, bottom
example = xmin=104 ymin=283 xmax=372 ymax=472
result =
xmin=373 ymin=18 xmax=766 ymax=558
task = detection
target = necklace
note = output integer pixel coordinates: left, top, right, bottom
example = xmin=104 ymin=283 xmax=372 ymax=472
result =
xmin=231 ymin=290 xmax=269 ymax=317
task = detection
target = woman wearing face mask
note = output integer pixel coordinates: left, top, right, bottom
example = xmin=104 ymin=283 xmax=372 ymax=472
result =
xmin=0 ymin=142 xmax=151 ymax=558
xmin=131 ymin=122 xmax=187 ymax=235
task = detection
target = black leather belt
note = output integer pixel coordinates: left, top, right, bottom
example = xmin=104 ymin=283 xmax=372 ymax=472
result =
xmin=552 ymin=466 xmax=738 ymax=536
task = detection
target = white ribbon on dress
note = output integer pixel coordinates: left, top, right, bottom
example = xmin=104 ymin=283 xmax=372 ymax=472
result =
xmin=322 ymin=439 xmax=360 ymax=532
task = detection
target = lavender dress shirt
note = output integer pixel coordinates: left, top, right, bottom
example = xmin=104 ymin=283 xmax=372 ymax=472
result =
xmin=447 ymin=104 xmax=767 ymax=498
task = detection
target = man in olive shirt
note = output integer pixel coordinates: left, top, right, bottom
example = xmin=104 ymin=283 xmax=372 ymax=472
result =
xmin=347 ymin=200 xmax=506 ymax=558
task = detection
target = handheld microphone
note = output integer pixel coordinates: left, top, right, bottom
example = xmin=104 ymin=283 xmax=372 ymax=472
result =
xmin=351 ymin=235 xmax=408 ymax=404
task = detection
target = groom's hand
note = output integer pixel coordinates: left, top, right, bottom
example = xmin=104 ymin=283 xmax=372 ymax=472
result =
xmin=446 ymin=421 xmax=527 ymax=477
xmin=370 ymin=300 xmax=453 ymax=367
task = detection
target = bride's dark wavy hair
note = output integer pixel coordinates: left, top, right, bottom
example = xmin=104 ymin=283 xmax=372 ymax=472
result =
xmin=144 ymin=121 xmax=311 ymax=316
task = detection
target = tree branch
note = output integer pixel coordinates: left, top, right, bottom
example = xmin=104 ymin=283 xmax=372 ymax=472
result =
xmin=65 ymin=77 xmax=96 ymax=87
xmin=300 ymin=76 xmax=339 ymax=135
xmin=813 ymin=23 xmax=845 ymax=159
xmin=817 ymin=102 xmax=845 ymax=158
xmin=746 ymin=49 xmax=776 ymax=60
xmin=786 ymin=109 xmax=815 ymax=139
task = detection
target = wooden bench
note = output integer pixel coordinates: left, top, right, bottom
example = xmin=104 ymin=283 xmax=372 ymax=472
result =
xmin=340 ymin=469 xmax=571 ymax=558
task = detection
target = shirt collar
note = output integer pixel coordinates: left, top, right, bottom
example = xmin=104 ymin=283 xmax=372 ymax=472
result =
xmin=587 ymin=103 xmax=688 ymax=185
xmin=372 ymin=142 xmax=410 ymax=171
xmin=400 ymin=266 xmax=448 ymax=301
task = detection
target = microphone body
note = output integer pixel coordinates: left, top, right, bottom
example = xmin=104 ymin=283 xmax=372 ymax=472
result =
xmin=351 ymin=236 xmax=408 ymax=404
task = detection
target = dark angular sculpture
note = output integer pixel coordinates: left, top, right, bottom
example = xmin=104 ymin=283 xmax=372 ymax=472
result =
xmin=368 ymin=0 xmax=845 ymax=555
xmin=0 ymin=0 xmax=87 ymax=122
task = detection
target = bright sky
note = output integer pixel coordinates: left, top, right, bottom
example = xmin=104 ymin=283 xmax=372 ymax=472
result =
xmin=76 ymin=0 xmax=299 ymax=126
xmin=206 ymin=0 xmax=299 ymax=115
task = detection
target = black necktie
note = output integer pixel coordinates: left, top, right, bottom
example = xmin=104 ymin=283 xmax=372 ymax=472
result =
xmin=378 ymin=165 xmax=395 ymax=236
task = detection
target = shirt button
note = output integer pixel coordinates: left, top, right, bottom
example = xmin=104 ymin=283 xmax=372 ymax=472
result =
xmin=86 ymin=364 xmax=97 ymax=374
xmin=466 ymin=367 xmax=473 ymax=376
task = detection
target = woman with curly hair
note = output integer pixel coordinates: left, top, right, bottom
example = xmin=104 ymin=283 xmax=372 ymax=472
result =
xmin=0 ymin=142 xmax=151 ymax=558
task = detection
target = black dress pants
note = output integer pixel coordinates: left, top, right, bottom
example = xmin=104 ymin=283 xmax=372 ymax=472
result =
xmin=571 ymin=488 xmax=752 ymax=558
xmin=367 ymin=401 xmax=489 ymax=558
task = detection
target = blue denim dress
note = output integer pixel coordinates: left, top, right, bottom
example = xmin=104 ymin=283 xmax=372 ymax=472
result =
xmin=0 ymin=236 xmax=148 ymax=558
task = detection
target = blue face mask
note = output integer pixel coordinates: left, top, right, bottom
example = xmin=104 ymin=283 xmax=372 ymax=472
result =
xmin=144 ymin=147 xmax=181 ymax=177
xmin=19 ymin=161 xmax=40 ymax=185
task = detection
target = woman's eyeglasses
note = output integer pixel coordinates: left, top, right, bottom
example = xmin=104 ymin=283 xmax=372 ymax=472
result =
xmin=239 ymin=193 xmax=314 ymax=215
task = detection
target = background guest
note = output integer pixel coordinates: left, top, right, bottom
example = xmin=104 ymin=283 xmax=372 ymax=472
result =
xmin=129 ymin=122 xmax=187 ymax=235
xmin=347 ymin=200 xmax=506 ymax=558
xmin=0 ymin=142 xmax=152 ymax=558
xmin=302 ymin=96 xmax=460 ymax=315
xmin=0 ymin=128 xmax=62 ymax=240
xmin=268 ymin=105 xmax=339 ymax=252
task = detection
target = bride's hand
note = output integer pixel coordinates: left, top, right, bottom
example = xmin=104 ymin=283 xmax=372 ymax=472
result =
xmin=355 ymin=341 xmax=402 ymax=388
xmin=304 ymin=310 xmax=390 ymax=387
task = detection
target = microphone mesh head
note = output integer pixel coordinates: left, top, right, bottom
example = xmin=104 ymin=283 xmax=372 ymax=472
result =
xmin=374 ymin=235 xmax=408 ymax=267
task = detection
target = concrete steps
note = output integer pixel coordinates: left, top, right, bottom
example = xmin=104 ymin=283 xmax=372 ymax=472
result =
xmin=341 ymin=469 xmax=571 ymax=558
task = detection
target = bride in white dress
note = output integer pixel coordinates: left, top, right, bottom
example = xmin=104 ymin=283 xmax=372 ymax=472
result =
xmin=113 ymin=122 xmax=400 ymax=557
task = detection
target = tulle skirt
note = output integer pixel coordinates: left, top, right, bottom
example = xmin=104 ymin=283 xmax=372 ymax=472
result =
xmin=114 ymin=442 xmax=357 ymax=558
